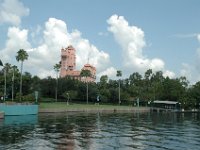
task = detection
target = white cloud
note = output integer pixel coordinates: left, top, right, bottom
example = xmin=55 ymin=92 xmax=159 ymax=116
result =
xmin=44 ymin=18 xmax=112 ymax=75
xmin=172 ymin=33 xmax=200 ymax=84
xmin=191 ymin=34 xmax=200 ymax=83
xmin=197 ymin=34 xmax=200 ymax=42
xmin=0 ymin=0 xmax=29 ymax=26
xmin=1 ymin=13 xmax=179 ymax=81
xmin=30 ymin=25 xmax=42 ymax=40
xmin=175 ymin=34 xmax=200 ymax=84
xmin=107 ymin=14 xmax=174 ymax=77
xmin=180 ymin=63 xmax=191 ymax=78
xmin=0 ymin=26 xmax=31 ymax=65
xmin=167 ymin=33 xmax=200 ymax=84
xmin=97 ymin=67 xmax=117 ymax=79
xmin=163 ymin=70 xmax=175 ymax=78
xmin=172 ymin=33 xmax=197 ymax=39
xmin=69 ymin=24 xmax=111 ymax=73
xmin=98 ymin=32 xmax=108 ymax=36
xmin=195 ymin=34 xmax=200 ymax=76
xmin=0 ymin=18 xmax=112 ymax=78
xmin=43 ymin=18 xmax=112 ymax=74
xmin=197 ymin=48 xmax=200 ymax=67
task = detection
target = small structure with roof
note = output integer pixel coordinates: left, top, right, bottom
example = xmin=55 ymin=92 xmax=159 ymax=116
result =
xmin=151 ymin=100 xmax=181 ymax=112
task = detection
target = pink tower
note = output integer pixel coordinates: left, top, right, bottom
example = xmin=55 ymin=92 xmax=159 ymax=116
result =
xmin=60 ymin=45 xmax=96 ymax=82
xmin=60 ymin=45 xmax=76 ymax=77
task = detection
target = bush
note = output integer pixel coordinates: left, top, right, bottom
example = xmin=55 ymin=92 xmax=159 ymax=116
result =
xmin=15 ymin=92 xmax=20 ymax=101
xmin=23 ymin=94 xmax=35 ymax=102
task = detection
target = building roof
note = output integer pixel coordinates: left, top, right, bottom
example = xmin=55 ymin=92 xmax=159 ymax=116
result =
xmin=83 ymin=64 xmax=96 ymax=69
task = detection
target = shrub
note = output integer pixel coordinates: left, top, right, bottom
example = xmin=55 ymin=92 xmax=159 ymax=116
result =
xmin=22 ymin=94 xmax=35 ymax=102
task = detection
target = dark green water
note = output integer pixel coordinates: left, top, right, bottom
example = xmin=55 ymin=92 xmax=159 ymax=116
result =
xmin=0 ymin=112 xmax=200 ymax=150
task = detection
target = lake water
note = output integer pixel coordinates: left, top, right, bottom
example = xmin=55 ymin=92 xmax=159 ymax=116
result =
xmin=0 ymin=112 xmax=200 ymax=150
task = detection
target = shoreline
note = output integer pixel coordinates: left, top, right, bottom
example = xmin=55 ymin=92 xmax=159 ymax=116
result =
xmin=39 ymin=107 xmax=150 ymax=113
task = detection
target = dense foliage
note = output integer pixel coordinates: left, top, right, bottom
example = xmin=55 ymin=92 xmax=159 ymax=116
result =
xmin=1 ymin=64 xmax=200 ymax=109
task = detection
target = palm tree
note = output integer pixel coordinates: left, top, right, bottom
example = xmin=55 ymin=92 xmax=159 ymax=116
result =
xmin=0 ymin=59 xmax=3 ymax=66
xmin=80 ymin=69 xmax=91 ymax=104
xmin=16 ymin=49 xmax=29 ymax=101
xmin=0 ymin=60 xmax=4 ymax=101
xmin=12 ymin=65 xmax=17 ymax=101
xmin=54 ymin=63 xmax=61 ymax=102
xmin=3 ymin=63 xmax=11 ymax=101
xmin=116 ymin=70 xmax=122 ymax=105
xmin=3 ymin=64 xmax=7 ymax=102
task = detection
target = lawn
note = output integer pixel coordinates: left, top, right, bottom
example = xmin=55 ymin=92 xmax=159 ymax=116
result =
xmin=39 ymin=102 xmax=134 ymax=109
xmin=38 ymin=102 xmax=150 ymax=113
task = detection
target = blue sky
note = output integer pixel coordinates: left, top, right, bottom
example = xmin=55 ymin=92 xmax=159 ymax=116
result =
xmin=1 ymin=0 xmax=200 ymax=84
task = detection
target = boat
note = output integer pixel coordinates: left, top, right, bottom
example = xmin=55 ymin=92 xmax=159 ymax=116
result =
xmin=0 ymin=103 xmax=38 ymax=116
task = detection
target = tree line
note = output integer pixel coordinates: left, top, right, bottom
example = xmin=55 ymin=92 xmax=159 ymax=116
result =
xmin=1 ymin=50 xmax=200 ymax=109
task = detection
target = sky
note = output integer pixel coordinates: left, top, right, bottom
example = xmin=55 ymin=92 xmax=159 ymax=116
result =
xmin=1 ymin=0 xmax=200 ymax=84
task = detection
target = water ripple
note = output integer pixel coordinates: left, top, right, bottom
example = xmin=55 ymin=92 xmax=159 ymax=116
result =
xmin=0 ymin=113 xmax=200 ymax=150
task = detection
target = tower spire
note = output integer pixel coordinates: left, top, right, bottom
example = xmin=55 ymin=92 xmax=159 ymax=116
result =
xmin=87 ymin=52 xmax=90 ymax=64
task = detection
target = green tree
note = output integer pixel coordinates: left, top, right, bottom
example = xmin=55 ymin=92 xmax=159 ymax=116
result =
xmin=116 ymin=70 xmax=122 ymax=105
xmin=99 ymin=75 xmax=108 ymax=88
xmin=31 ymin=75 xmax=41 ymax=92
xmin=3 ymin=63 xmax=10 ymax=101
xmin=129 ymin=72 xmax=142 ymax=86
xmin=22 ymin=72 xmax=32 ymax=96
xmin=128 ymin=72 xmax=142 ymax=101
xmin=187 ymin=81 xmax=200 ymax=109
xmin=0 ymin=59 xmax=3 ymax=66
xmin=98 ymin=75 xmax=110 ymax=102
xmin=80 ymin=69 xmax=91 ymax=104
xmin=53 ymin=63 xmax=61 ymax=102
xmin=16 ymin=49 xmax=29 ymax=101
xmin=40 ymin=76 xmax=55 ymax=99
xmin=151 ymin=71 xmax=164 ymax=100
xmin=11 ymin=65 xmax=18 ymax=101
xmin=144 ymin=69 xmax=153 ymax=100
xmin=0 ymin=60 xmax=3 ymax=97
xmin=2 ymin=63 xmax=17 ymax=101
xmin=62 ymin=90 xmax=78 ymax=101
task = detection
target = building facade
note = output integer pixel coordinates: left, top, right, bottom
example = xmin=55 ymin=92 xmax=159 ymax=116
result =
xmin=60 ymin=45 xmax=96 ymax=82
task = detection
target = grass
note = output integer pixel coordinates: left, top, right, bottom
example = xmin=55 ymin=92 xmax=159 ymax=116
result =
xmin=39 ymin=102 xmax=134 ymax=110
xmin=38 ymin=102 xmax=150 ymax=113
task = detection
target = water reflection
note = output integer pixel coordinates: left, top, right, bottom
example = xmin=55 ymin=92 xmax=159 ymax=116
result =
xmin=0 ymin=115 xmax=37 ymax=148
xmin=0 ymin=112 xmax=200 ymax=150
xmin=2 ymin=115 xmax=38 ymax=126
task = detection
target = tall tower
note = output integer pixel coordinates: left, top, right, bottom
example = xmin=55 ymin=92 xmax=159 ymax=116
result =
xmin=60 ymin=45 xmax=76 ymax=77
xmin=60 ymin=45 xmax=96 ymax=82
